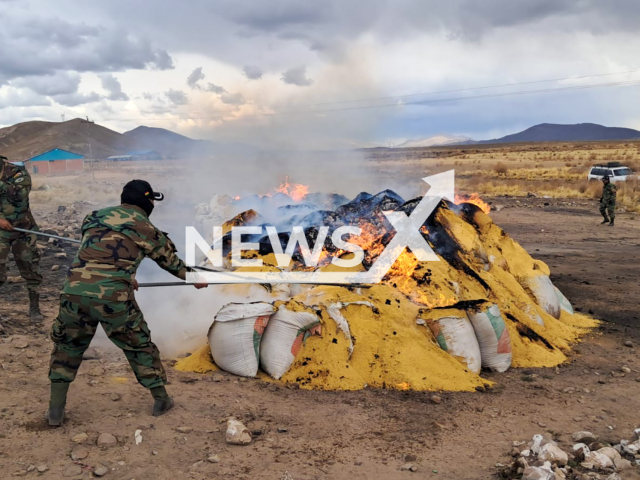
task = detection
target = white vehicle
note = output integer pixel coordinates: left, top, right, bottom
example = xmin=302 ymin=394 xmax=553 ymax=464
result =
xmin=587 ymin=163 xmax=635 ymax=182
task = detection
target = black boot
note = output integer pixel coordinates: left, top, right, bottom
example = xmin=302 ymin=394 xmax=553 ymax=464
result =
xmin=151 ymin=386 xmax=174 ymax=417
xmin=609 ymin=219 xmax=615 ymax=226
xmin=600 ymin=217 xmax=609 ymax=224
xmin=28 ymin=290 xmax=43 ymax=323
xmin=47 ymin=382 xmax=70 ymax=426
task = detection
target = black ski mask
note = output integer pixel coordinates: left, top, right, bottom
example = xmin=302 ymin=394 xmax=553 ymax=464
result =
xmin=121 ymin=180 xmax=164 ymax=216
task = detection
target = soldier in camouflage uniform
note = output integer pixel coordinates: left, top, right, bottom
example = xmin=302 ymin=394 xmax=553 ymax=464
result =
xmin=47 ymin=180 xmax=207 ymax=426
xmin=0 ymin=155 xmax=43 ymax=322
xmin=599 ymin=175 xmax=617 ymax=226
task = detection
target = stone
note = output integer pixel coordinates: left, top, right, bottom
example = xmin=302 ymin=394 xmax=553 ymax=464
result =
xmin=97 ymin=432 xmax=117 ymax=447
xmin=88 ymin=366 xmax=105 ymax=376
xmin=176 ymin=426 xmax=193 ymax=434
xmin=572 ymin=431 xmax=599 ymax=444
xmin=54 ymin=252 xmax=67 ymax=259
xmin=72 ymin=432 xmax=89 ymax=444
xmin=430 ymin=395 xmax=442 ymax=404
xmin=71 ymin=446 xmax=89 ymax=460
xmin=109 ymin=393 xmax=121 ymax=402
xmin=404 ymin=454 xmax=417 ymax=462
xmin=226 ymin=418 xmax=252 ymax=445
xmin=207 ymin=454 xmax=220 ymax=463
xmin=11 ymin=336 xmax=29 ymax=349
xmin=539 ymin=443 xmax=568 ymax=466
xmin=212 ymin=373 xmax=224 ymax=382
xmin=605 ymin=474 xmax=622 ymax=480
xmin=277 ymin=427 xmax=288 ymax=433
xmin=624 ymin=341 xmax=634 ymax=348
xmin=621 ymin=366 xmax=631 ymax=374
xmin=596 ymin=447 xmax=621 ymax=463
xmin=584 ymin=451 xmax=613 ymax=469
xmin=36 ymin=465 xmax=49 ymax=473
xmin=51 ymin=265 xmax=60 ymax=272
xmin=572 ymin=443 xmax=589 ymax=461
xmin=634 ymin=428 xmax=640 ymax=440
xmin=522 ymin=462 xmax=555 ymax=480
xmin=614 ymin=458 xmax=632 ymax=471
xmin=94 ymin=465 xmax=109 ymax=477
xmin=400 ymin=463 xmax=417 ymax=472
xmin=63 ymin=465 xmax=82 ymax=477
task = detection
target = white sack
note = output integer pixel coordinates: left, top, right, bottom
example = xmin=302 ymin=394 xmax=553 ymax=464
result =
xmin=208 ymin=302 xmax=275 ymax=377
xmin=427 ymin=314 xmax=482 ymax=374
xmin=467 ymin=304 xmax=512 ymax=373
xmin=259 ymin=304 xmax=322 ymax=380
xmin=521 ymin=275 xmax=561 ymax=319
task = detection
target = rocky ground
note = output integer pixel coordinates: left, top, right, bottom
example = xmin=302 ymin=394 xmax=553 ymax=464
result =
xmin=0 ymin=197 xmax=639 ymax=480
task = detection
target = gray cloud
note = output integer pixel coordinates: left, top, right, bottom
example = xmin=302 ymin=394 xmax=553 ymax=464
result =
xmin=243 ymin=65 xmax=264 ymax=80
xmin=281 ymin=66 xmax=313 ymax=86
xmin=206 ymin=83 xmax=225 ymax=94
xmin=0 ymin=88 xmax=51 ymax=109
xmin=99 ymin=73 xmax=129 ymax=101
xmin=0 ymin=7 xmax=173 ymax=84
xmin=187 ymin=67 xmax=205 ymax=89
xmin=52 ymin=91 xmax=102 ymax=107
xmin=220 ymin=92 xmax=245 ymax=106
xmin=165 ymin=89 xmax=189 ymax=106
xmin=11 ymin=71 xmax=81 ymax=96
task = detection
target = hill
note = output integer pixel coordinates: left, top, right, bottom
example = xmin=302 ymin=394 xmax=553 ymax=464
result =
xmin=123 ymin=126 xmax=214 ymax=159
xmin=395 ymin=134 xmax=474 ymax=148
xmin=0 ymin=118 xmax=134 ymax=160
xmin=481 ymin=123 xmax=640 ymax=144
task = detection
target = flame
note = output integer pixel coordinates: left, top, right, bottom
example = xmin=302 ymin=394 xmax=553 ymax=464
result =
xmin=454 ymin=193 xmax=491 ymax=214
xmin=349 ymin=223 xmax=386 ymax=259
xmin=420 ymin=226 xmax=429 ymax=235
xmin=273 ymin=176 xmax=309 ymax=202
xmin=395 ymin=382 xmax=411 ymax=391
xmin=388 ymin=251 xmax=419 ymax=277
xmin=414 ymin=292 xmax=457 ymax=309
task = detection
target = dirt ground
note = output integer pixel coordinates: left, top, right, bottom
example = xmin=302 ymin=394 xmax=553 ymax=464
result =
xmin=1 ymin=196 xmax=639 ymax=480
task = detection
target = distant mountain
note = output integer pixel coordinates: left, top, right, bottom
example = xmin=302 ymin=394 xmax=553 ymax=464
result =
xmin=481 ymin=123 xmax=640 ymax=144
xmin=0 ymin=119 xmax=258 ymax=161
xmin=0 ymin=118 xmax=135 ymax=160
xmin=395 ymin=134 xmax=474 ymax=148
xmin=123 ymin=126 xmax=213 ymax=158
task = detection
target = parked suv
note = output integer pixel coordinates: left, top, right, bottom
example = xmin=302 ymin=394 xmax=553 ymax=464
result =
xmin=587 ymin=162 xmax=635 ymax=182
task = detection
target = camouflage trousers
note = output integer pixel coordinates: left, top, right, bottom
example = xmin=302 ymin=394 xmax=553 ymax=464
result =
xmin=0 ymin=230 xmax=42 ymax=291
xmin=600 ymin=201 xmax=616 ymax=221
xmin=49 ymin=294 xmax=167 ymax=389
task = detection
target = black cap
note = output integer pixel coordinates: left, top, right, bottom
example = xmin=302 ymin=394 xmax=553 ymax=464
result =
xmin=121 ymin=180 xmax=163 ymax=216
xmin=602 ymin=175 xmax=610 ymax=181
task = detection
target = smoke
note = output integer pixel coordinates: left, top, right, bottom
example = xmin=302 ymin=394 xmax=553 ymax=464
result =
xmin=92 ymin=41 xmax=430 ymax=358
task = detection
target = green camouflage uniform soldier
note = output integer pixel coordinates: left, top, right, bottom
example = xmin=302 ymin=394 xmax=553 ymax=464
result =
xmin=0 ymin=155 xmax=43 ymax=322
xmin=47 ymin=180 xmax=207 ymax=426
xmin=599 ymin=175 xmax=617 ymax=226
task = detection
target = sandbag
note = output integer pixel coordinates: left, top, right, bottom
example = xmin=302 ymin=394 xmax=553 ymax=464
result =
xmin=521 ymin=274 xmax=561 ymax=319
xmin=208 ymin=302 xmax=275 ymax=377
xmin=554 ymin=286 xmax=574 ymax=314
xmin=427 ymin=315 xmax=482 ymax=374
xmin=467 ymin=304 xmax=512 ymax=372
xmin=259 ymin=304 xmax=322 ymax=379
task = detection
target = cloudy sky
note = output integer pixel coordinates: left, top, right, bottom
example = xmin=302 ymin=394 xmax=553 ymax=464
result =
xmin=2 ymin=0 xmax=640 ymax=149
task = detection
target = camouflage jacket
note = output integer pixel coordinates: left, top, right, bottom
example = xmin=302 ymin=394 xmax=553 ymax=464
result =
xmin=0 ymin=160 xmax=37 ymax=233
xmin=63 ymin=204 xmax=190 ymax=301
xmin=601 ymin=183 xmax=617 ymax=204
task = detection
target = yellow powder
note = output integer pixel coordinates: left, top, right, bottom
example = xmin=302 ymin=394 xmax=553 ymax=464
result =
xmin=174 ymin=345 xmax=218 ymax=373
xmin=176 ymin=204 xmax=597 ymax=391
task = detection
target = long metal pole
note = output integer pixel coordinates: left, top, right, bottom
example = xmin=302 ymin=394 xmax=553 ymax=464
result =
xmin=13 ymin=227 xmax=81 ymax=244
xmin=138 ymin=281 xmax=371 ymax=288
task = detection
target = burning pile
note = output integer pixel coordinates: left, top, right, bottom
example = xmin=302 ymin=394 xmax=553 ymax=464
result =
xmin=178 ymin=182 xmax=597 ymax=391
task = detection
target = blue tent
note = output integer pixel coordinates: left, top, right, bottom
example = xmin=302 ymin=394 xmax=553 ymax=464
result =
xmin=30 ymin=148 xmax=84 ymax=162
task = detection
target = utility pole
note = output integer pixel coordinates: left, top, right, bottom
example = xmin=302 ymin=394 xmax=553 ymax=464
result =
xmin=81 ymin=117 xmax=95 ymax=182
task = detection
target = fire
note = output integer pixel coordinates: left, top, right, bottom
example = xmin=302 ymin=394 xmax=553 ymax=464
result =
xmin=273 ymin=176 xmax=309 ymax=202
xmin=414 ymin=292 xmax=457 ymax=309
xmin=388 ymin=251 xmax=419 ymax=278
xmin=395 ymin=382 xmax=411 ymax=391
xmin=420 ymin=225 xmax=429 ymax=235
xmin=454 ymin=193 xmax=491 ymax=214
